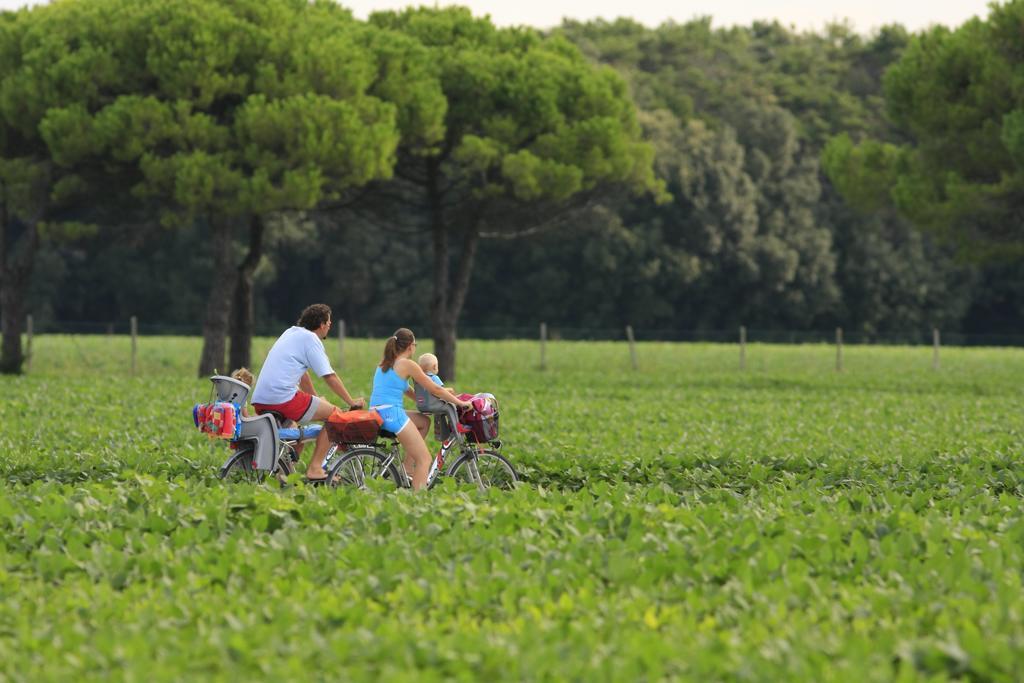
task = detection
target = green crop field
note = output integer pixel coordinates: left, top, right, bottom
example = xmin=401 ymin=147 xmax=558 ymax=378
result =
xmin=2 ymin=336 xmax=1023 ymax=681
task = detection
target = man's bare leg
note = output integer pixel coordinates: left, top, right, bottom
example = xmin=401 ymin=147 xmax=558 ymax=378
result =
xmin=305 ymin=400 xmax=338 ymax=479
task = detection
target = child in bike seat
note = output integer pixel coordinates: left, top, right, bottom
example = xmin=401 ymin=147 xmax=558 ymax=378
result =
xmin=231 ymin=367 xmax=256 ymax=417
xmin=416 ymin=353 xmax=498 ymax=444
xmin=417 ymin=353 xmax=467 ymax=404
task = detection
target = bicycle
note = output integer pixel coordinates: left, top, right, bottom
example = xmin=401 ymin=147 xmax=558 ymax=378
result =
xmin=322 ymin=400 xmax=517 ymax=491
xmin=203 ymin=374 xmax=517 ymax=491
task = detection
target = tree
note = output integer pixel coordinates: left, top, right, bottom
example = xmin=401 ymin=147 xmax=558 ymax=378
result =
xmin=0 ymin=3 xmax=117 ymax=374
xmin=367 ymin=7 xmax=662 ymax=380
xmin=38 ymin=0 xmax=423 ymax=375
xmin=824 ymin=1 xmax=1024 ymax=259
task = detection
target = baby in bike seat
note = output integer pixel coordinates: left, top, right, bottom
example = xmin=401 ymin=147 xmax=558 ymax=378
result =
xmin=416 ymin=354 xmax=467 ymax=407
xmin=414 ymin=353 xmax=482 ymax=442
xmin=230 ymin=368 xmax=255 ymax=416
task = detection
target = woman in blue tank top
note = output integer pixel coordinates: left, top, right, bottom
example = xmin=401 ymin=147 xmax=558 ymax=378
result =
xmin=371 ymin=328 xmax=472 ymax=490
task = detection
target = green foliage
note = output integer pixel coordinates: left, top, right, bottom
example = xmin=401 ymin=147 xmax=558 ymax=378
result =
xmin=828 ymin=0 xmax=1024 ymax=257
xmin=826 ymin=203 xmax=974 ymax=335
xmin=559 ymin=18 xmax=907 ymax=148
xmin=371 ymin=6 xmax=663 ymax=208
xmin=0 ymin=2 xmax=110 ymax=256
xmin=1001 ymin=109 xmax=1024 ymax=169
xmin=234 ymin=93 xmax=399 ymax=209
xmin=2 ymin=338 xmax=1024 ymax=678
xmin=821 ymin=133 xmax=902 ymax=211
xmin=554 ymin=16 xmax=1003 ymax=333
xmin=32 ymin=0 xmax=410 ymax=221
xmin=0 ymin=157 xmax=48 ymax=216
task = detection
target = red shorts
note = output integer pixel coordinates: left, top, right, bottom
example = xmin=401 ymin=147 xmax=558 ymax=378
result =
xmin=253 ymin=391 xmax=316 ymax=423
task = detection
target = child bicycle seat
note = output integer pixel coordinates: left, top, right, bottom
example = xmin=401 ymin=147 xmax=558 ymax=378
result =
xmin=414 ymin=384 xmax=449 ymax=414
xmin=208 ymin=375 xmax=279 ymax=471
xmin=210 ymin=375 xmax=250 ymax=404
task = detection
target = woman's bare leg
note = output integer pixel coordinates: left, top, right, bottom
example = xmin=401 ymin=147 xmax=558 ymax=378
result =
xmin=407 ymin=411 xmax=429 ymax=438
xmin=403 ymin=411 xmax=431 ymax=475
xmin=396 ymin=421 xmax=432 ymax=490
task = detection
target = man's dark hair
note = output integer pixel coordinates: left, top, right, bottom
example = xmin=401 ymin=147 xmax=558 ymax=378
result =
xmin=297 ymin=304 xmax=331 ymax=331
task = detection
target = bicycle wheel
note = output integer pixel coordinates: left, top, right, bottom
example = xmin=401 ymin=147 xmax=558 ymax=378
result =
xmin=325 ymin=447 xmax=405 ymax=490
xmin=448 ymin=449 xmax=518 ymax=491
xmin=219 ymin=448 xmax=269 ymax=485
xmin=219 ymin=447 xmax=292 ymax=485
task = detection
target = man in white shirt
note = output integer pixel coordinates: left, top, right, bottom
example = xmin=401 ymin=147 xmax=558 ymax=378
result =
xmin=252 ymin=303 xmax=364 ymax=482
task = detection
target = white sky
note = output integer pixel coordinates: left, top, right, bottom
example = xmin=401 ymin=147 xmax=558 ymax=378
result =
xmin=0 ymin=0 xmax=995 ymax=34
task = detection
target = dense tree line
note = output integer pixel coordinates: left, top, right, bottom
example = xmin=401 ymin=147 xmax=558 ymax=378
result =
xmin=824 ymin=1 xmax=1024 ymax=331
xmin=3 ymin=1 xmax=1023 ymax=376
xmin=0 ymin=0 xmax=658 ymax=377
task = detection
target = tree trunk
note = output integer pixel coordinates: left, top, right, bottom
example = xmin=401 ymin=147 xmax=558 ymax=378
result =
xmin=425 ymin=157 xmax=484 ymax=383
xmin=430 ymin=222 xmax=481 ymax=383
xmin=444 ymin=224 xmax=481 ymax=382
xmin=432 ymin=307 xmax=457 ymax=382
xmin=197 ymin=215 xmax=237 ymax=377
xmin=427 ymin=160 xmax=455 ymax=380
xmin=0 ymin=202 xmax=40 ymax=375
xmin=0 ymin=277 xmax=27 ymax=374
xmin=228 ymin=214 xmax=265 ymax=371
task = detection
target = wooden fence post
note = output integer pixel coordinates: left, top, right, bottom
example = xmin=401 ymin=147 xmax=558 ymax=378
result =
xmin=25 ymin=314 xmax=33 ymax=371
xmin=337 ymin=319 xmax=345 ymax=368
xmin=539 ymin=322 xmax=547 ymax=371
xmin=932 ymin=328 xmax=940 ymax=370
xmin=130 ymin=316 xmax=138 ymax=376
xmin=835 ymin=327 xmax=843 ymax=372
xmin=625 ymin=325 xmax=638 ymax=370
xmin=739 ymin=325 xmax=747 ymax=371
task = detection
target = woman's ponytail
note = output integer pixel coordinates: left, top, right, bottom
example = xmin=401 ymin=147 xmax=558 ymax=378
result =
xmin=380 ymin=328 xmax=415 ymax=371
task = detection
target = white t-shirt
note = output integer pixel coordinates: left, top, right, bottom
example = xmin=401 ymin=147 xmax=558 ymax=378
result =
xmin=252 ymin=326 xmax=334 ymax=405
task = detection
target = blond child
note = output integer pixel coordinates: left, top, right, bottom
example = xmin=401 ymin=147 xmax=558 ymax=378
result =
xmin=417 ymin=353 xmax=464 ymax=404
xmin=230 ymin=367 xmax=255 ymax=416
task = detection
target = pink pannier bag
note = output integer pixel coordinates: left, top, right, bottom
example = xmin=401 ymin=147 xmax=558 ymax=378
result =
xmin=458 ymin=393 xmax=499 ymax=443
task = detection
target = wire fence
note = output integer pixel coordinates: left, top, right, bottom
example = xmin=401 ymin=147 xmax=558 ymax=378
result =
xmin=18 ymin=317 xmax=1024 ymax=347
xmin=14 ymin=315 xmax=1024 ymax=379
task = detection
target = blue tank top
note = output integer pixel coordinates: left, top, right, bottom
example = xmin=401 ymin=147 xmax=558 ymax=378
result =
xmin=370 ymin=366 xmax=409 ymax=407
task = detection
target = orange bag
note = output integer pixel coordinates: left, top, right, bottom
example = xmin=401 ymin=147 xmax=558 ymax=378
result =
xmin=324 ymin=408 xmax=383 ymax=444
